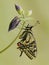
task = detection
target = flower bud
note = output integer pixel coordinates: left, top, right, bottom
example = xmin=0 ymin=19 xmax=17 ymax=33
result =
xmin=27 ymin=10 xmax=32 ymax=16
xmin=15 ymin=4 xmax=24 ymax=15
xmin=8 ymin=16 xmax=21 ymax=31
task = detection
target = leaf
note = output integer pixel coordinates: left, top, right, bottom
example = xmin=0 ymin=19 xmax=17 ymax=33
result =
xmin=8 ymin=16 xmax=21 ymax=31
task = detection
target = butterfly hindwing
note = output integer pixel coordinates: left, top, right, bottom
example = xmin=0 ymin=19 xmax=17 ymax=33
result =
xmin=28 ymin=41 xmax=37 ymax=57
xmin=23 ymin=48 xmax=33 ymax=60
xmin=23 ymin=41 xmax=37 ymax=59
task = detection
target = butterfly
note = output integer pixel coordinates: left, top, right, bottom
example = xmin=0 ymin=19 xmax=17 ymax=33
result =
xmin=17 ymin=24 xmax=37 ymax=60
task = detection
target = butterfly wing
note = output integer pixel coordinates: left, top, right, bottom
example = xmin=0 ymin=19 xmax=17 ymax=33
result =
xmin=23 ymin=41 xmax=37 ymax=60
xmin=28 ymin=41 xmax=37 ymax=57
xmin=17 ymin=28 xmax=37 ymax=60
xmin=23 ymin=48 xmax=33 ymax=60
xmin=17 ymin=41 xmax=37 ymax=60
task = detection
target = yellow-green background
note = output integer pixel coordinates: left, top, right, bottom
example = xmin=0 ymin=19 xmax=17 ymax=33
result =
xmin=0 ymin=0 xmax=49 ymax=65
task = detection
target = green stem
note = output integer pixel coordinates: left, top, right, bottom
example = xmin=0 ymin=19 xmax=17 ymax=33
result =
xmin=0 ymin=21 xmax=25 ymax=53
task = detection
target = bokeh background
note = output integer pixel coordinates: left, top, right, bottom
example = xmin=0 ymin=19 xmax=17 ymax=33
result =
xmin=0 ymin=0 xmax=49 ymax=65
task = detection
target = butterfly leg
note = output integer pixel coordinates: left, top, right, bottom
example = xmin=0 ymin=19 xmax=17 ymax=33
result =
xmin=20 ymin=50 xmax=23 ymax=57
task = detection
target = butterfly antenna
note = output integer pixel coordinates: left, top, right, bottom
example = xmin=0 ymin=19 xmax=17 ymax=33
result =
xmin=33 ymin=20 xmax=40 ymax=27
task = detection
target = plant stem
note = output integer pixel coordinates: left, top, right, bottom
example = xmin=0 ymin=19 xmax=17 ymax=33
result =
xmin=0 ymin=21 xmax=25 ymax=53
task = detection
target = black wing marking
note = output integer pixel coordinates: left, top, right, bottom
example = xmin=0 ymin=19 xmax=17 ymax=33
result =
xmin=19 ymin=31 xmax=28 ymax=42
xmin=19 ymin=31 xmax=27 ymax=39
xmin=8 ymin=16 xmax=21 ymax=31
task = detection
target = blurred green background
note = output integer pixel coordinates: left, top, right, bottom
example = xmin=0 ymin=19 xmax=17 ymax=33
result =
xmin=0 ymin=0 xmax=49 ymax=65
